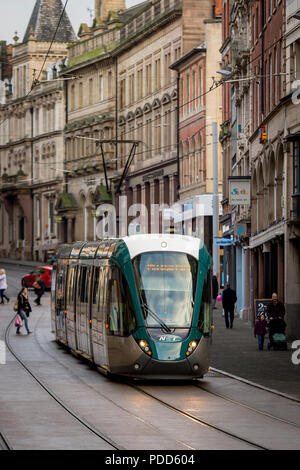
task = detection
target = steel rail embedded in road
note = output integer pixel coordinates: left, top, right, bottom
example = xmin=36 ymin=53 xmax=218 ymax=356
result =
xmin=194 ymin=380 xmax=300 ymax=429
xmin=0 ymin=430 xmax=13 ymax=450
xmin=4 ymin=317 xmax=122 ymax=451
xmin=209 ymin=367 xmax=300 ymax=403
xmin=128 ymin=382 xmax=269 ymax=450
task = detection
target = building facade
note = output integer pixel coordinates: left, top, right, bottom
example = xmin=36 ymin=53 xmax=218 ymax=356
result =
xmin=169 ymin=15 xmax=223 ymax=254
xmin=61 ymin=0 xmax=223 ymax=240
xmin=220 ymin=0 xmax=300 ymax=337
xmin=0 ymin=0 xmax=76 ymax=261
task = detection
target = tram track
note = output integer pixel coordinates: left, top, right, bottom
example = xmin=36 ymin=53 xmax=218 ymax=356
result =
xmin=128 ymin=382 xmax=269 ymax=450
xmin=0 ymin=430 xmax=13 ymax=450
xmin=194 ymin=380 xmax=300 ymax=430
xmin=4 ymin=317 xmax=122 ymax=451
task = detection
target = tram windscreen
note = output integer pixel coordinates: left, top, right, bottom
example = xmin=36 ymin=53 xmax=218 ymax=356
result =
xmin=133 ymin=252 xmax=198 ymax=328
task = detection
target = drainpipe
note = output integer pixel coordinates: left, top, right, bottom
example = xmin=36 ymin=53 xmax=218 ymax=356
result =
xmin=261 ymin=0 xmax=265 ymax=118
xmin=176 ymin=72 xmax=180 ymax=201
xmin=30 ymin=107 xmax=34 ymax=261
xmin=64 ymin=79 xmax=69 ymax=193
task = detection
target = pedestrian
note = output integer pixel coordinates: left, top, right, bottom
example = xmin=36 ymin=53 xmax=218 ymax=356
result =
xmin=222 ymin=282 xmax=237 ymax=329
xmin=33 ymin=275 xmax=45 ymax=306
xmin=267 ymin=293 xmax=285 ymax=320
xmin=254 ymin=314 xmax=268 ymax=350
xmin=16 ymin=287 xmax=32 ymax=335
xmin=0 ymin=269 xmax=10 ymax=304
xmin=212 ymin=274 xmax=218 ymax=309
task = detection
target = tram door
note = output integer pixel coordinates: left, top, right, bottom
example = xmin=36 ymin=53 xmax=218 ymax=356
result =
xmin=65 ymin=262 xmax=77 ymax=351
xmin=76 ymin=263 xmax=92 ymax=355
xmin=55 ymin=262 xmax=68 ymax=343
xmin=91 ymin=264 xmax=108 ymax=369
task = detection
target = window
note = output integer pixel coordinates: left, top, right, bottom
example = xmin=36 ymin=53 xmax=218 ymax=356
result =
xmin=129 ymin=73 xmax=135 ymax=103
xmin=274 ymin=46 xmax=278 ymax=104
xmin=120 ymin=78 xmax=126 ymax=108
xmin=78 ymin=266 xmax=88 ymax=303
xmin=107 ymin=71 xmax=112 ymax=98
xmin=89 ymin=78 xmax=93 ymax=105
xmin=146 ymin=63 xmax=152 ymax=95
xmin=137 ymin=68 xmax=143 ymax=100
xmin=186 ymin=74 xmax=190 ymax=113
xmin=99 ymin=75 xmax=104 ymax=101
xmin=269 ymin=54 xmax=272 ymax=112
xmin=133 ymin=252 xmax=198 ymax=328
xmin=70 ymin=84 xmax=75 ymax=110
xmin=293 ymin=140 xmax=300 ymax=195
xmin=198 ymin=270 xmax=212 ymax=335
xmin=164 ymin=52 xmax=171 ymax=85
xmin=79 ymin=82 xmax=83 ymax=108
xmin=192 ymin=70 xmax=196 ymax=110
xmin=199 ymin=66 xmax=203 ymax=106
xmin=155 ymin=58 xmax=161 ymax=91
xmin=108 ymin=269 xmax=136 ymax=336
xmin=48 ymin=200 xmax=54 ymax=234
xmin=36 ymin=199 xmax=41 ymax=239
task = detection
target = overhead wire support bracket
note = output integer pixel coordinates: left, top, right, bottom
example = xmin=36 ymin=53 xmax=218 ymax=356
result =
xmin=75 ymin=138 xmax=141 ymax=196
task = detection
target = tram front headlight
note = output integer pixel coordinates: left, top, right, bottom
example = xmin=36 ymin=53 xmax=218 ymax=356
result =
xmin=186 ymin=340 xmax=199 ymax=356
xmin=137 ymin=339 xmax=152 ymax=356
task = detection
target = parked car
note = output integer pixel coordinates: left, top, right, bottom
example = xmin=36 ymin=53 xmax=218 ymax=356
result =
xmin=21 ymin=266 xmax=53 ymax=290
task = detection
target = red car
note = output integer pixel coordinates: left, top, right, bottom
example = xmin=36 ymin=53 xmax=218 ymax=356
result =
xmin=22 ymin=266 xmax=53 ymax=290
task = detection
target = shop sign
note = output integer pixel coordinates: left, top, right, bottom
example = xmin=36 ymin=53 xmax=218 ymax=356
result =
xmin=229 ymin=177 xmax=251 ymax=205
xmin=215 ymin=238 xmax=233 ymax=246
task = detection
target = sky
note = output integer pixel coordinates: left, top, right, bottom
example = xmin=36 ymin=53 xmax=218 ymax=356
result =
xmin=1 ymin=0 xmax=143 ymax=43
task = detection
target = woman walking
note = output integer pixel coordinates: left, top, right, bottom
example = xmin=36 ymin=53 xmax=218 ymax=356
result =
xmin=16 ymin=287 xmax=32 ymax=335
xmin=0 ymin=269 xmax=9 ymax=304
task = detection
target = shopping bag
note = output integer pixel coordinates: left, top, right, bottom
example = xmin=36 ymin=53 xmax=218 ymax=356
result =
xmin=14 ymin=314 xmax=22 ymax=327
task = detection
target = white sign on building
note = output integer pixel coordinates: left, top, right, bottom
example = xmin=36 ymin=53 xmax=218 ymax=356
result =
xmin=229 ymin=177 xmax=251 ymax=205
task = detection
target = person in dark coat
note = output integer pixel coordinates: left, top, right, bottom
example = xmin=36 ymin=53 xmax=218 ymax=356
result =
xmin=267 ymin=293 xmax=285 ymax=320
xmin=254 ymin=314 xmax=268 ymax=350
xmin=16 ymin=287 xmax=32 ymax=335
xmin=222 ymin=282 xmax=237 ymax=329
xmin=212 ymin=274 xmax=218 ymax=309
xmin=33 ymin=275 xmax=45 ymax=306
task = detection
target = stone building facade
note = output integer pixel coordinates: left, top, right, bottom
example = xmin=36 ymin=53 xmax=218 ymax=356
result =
xmin=61 ymin=0 xmax=223 ymax=240
xmin=0 ymin=0 xmax=76 ymax=261
xmin=220 ymin=0 xmax=300 ymax=337
xmin=169 ymin=16 xmax=223 ymax=252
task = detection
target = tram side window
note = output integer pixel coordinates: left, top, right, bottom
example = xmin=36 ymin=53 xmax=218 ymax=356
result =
xmin=78 ymin=266 xmax=88 ymax=303
xmin=198 ymin=270 xmax=212 ymax=335
xmin=66 ymin=266 xmax=76 ymax=306
xmin=108 ymin=269 xmax=136 ymax=337
xmin=56 ymin=268 xmax=65 ymax=304
xmin=92 ymin=267 xmax=100 ymax=306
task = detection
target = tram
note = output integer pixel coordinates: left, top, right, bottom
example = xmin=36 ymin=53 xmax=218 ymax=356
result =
xmin=51 ymin=235 xmax=213 ymax=379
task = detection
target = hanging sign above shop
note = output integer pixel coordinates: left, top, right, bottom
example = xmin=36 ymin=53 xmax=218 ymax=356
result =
xmin=228 ymin=177 xmax=251 ymax=205
xmin=215 ymin=238 xmax=233 ymax=246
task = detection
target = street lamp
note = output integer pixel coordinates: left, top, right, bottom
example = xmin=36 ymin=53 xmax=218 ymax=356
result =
xmin=293 ymin=12 xmax=300 ymax=20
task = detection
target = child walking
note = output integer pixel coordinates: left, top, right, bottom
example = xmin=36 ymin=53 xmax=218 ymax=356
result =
xmin=254 ymin=314 xmax=268 ymax=350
